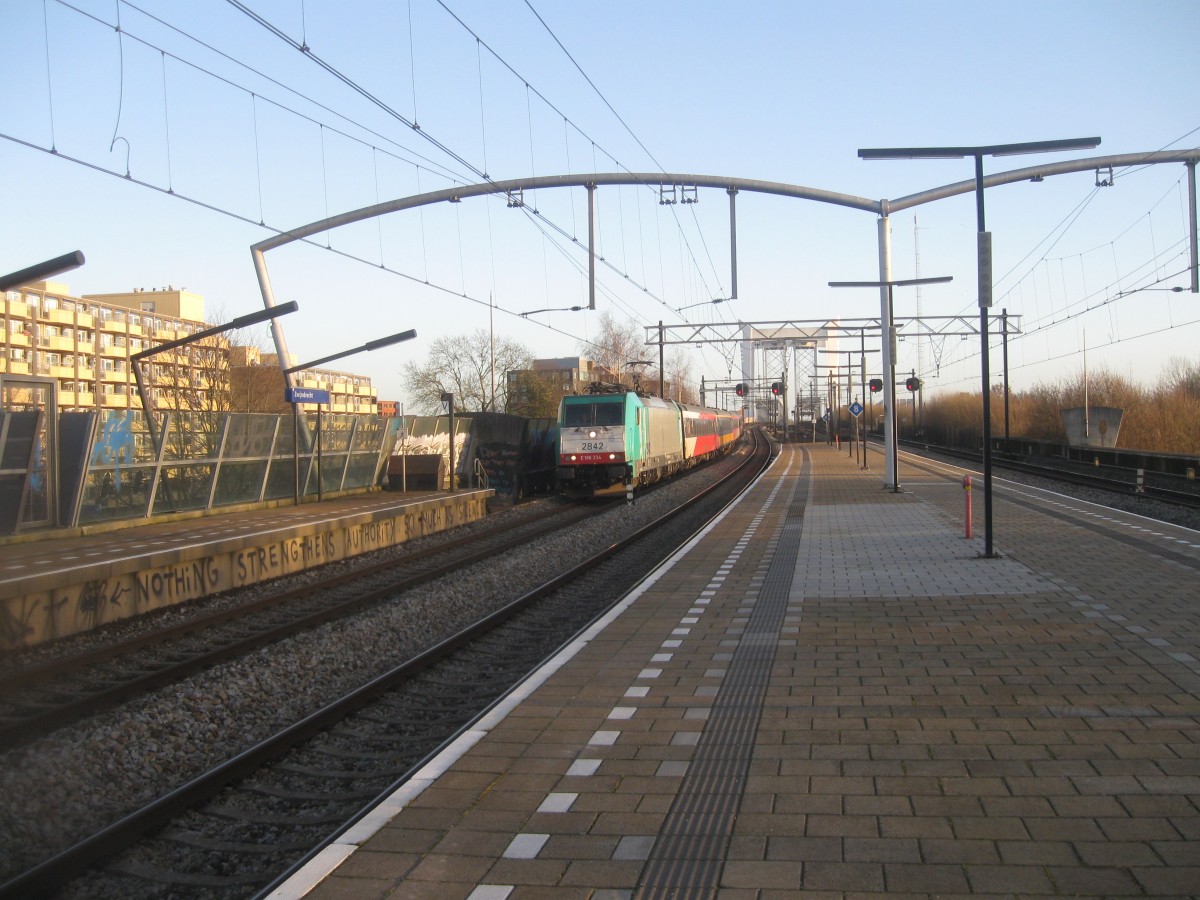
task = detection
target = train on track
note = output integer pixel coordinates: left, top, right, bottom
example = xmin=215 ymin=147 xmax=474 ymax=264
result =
xmin=556 ymin=383 xmax=743 ymax=498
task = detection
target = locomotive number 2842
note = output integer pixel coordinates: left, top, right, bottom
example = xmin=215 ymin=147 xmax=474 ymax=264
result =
xmin=580 ymin=441 xmax=607 ymax=451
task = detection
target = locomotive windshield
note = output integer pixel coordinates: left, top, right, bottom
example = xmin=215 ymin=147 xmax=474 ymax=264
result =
xmin=563 ymin=401 xmax=623 ymax=428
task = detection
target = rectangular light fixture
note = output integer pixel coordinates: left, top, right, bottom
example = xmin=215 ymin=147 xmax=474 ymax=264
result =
xmin=859 ymin=137 xmax=1101 ymax=160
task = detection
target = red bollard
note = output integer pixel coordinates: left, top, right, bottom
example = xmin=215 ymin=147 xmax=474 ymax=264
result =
xmin=963 ymin=475 xmax=973 ymax=539
xmin=835 ymin=434 xmax=840 ymax=450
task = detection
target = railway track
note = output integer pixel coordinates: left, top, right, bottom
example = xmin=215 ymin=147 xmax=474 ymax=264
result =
xmin=0 ymin=430 xmax=772 ymax=899
xmin=0 ymin=501 xmax=596 ymax=751
xmin=897 ymin=438 xmax=1200 ymax=511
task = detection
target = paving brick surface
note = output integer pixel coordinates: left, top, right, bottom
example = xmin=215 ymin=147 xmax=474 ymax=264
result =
xmin=283 ymin=444 xmax=1200 ymax=898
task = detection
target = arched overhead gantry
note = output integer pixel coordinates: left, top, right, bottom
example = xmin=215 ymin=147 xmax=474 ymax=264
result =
xmin=252 ymin=150 xmax=1199 ymax=504
xmin=250 ymin=172 xmax=881 ymax=375
xmin=251 ymin=151 xmax=1199 ymax=383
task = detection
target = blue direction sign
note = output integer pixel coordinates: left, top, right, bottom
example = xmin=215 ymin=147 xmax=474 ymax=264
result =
xmin=849 ymin=401 xmax=864 ymax=417
xmin=285 ymin=386 xmax=331 ymax=404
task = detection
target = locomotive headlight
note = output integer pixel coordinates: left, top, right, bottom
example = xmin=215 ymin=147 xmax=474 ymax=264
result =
xmin=608 ymin=453 xmax=616 ymax=460
xmin=588 ymin=429 xmax=598 ymax=438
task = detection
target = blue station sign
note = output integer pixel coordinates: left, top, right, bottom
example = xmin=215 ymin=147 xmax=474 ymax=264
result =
xmin=285 ymin=386 xmax=331 ymax=405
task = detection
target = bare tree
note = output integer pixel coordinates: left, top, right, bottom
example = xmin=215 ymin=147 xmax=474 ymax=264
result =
xmin=506 ymin=369 xmax=562 ymax=418
xmin=1160 ymin=356 xmax=1200 ymax=398
xmin=402 ymin=330 xmax=534 ymax=413
xmin=665 ymin=349 xmax=697 ymax=403
xmin=581 ymin=311 xmax=655 ymax=388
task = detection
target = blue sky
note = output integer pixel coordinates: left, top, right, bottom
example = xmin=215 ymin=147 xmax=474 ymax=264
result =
xmin=3 ymin=0 xmax=1198 ymax=407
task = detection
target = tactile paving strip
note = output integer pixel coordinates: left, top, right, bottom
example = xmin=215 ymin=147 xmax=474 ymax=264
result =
xmin=636 ymin=450 xmax=811 ymax=898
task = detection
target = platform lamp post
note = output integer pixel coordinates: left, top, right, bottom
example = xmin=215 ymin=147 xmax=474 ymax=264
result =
xmin=283 ymin=328 xmax=417 ymax=504
xmin=0 ymin=250 xmax=86 ymax=292
xmin=829 ymin=277 xmax=951 ymax=493
xmin=0 ymin=252 xmax=86 ymax=528
xmin=859 ymin=137 xmax=1100 ymax=555
xmin=132 ymin=300 xmax=300 ymax=452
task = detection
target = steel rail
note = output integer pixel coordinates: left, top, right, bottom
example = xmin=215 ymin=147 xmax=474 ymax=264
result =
xmin=0 ymin=503 xmax=593 ymax=751
xmin=0 ymin=433 xmax=770 ymax=900
xmin=896 ymin=439 xmax=1200 ymax=511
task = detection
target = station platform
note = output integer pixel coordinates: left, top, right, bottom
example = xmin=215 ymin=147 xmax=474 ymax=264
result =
xmin=279 ymin=442 xmax=1200 ymax=899
xmin=0 ymin=488 xmax=492 ymax=651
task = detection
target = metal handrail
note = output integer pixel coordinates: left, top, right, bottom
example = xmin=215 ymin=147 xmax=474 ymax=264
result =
xmin=473 ymin=458 xmax=489 ymax=489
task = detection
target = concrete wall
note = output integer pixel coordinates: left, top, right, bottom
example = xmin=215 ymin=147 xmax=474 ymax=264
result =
xmin=1 ymin=491 xmax=490 ymax=650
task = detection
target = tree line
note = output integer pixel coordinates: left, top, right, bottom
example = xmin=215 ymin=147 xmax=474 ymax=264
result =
xmin=399 ymin=312 xmax=698 ymax=417
xmin=918 ymin=357 xmax=1200 ymax=455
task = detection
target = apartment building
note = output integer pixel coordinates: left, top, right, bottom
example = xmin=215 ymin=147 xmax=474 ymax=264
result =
xmin=1 ymin=282 xmax=377 ymax=415
xmin=503 ymin=356 xmax=619 ymax=416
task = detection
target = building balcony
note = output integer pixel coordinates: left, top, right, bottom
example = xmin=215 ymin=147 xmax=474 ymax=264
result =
xmin=98 ymin=343 xmax=128 ymax=357
xmin=42 ymin=309 xmax=78 ymax=326
xmin=4 ymin=300 xmax=30 ymax=318
xmin=49 ymin=365 xmax=76 ymax=379
xmin=3 ymin=361 xmax=31 ymax=375
xmin=100 ymin=369 xmax=129 ymax=383
xmin=43 ymin=335 xmax=76 ymax=352
xmin=101 ymin=394 xmax=134 ymax=408
xmin=76 ymin=341 xmax=95 ymax=354
xmin=59 ymin=392 xmax=98 ymax=408
xmin=6 ymin=331 xmax=31 ymax=347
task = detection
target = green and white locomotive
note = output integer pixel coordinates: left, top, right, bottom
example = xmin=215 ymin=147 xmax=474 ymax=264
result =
xmin=556 ymin=383 xmax=741 ymax=498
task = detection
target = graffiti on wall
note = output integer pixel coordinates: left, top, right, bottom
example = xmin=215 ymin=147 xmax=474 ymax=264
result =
xmin=91 ymin=411 xmax=137 ymax=490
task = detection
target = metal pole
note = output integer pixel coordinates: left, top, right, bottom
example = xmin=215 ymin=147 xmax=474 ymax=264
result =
xmin=444 ymin=393 xmax=456 ymax=492
xmin=845 ymin=357 xmax=853 ymax=457
xmin=888 ymin=285 xmax=899 ymax=491
xmin=728 ymin=186 xmax=739 ymax=300
xmin=316 ymin=407 xmax=323 ymax=502
xmin=1002 ymin=308 xmax=1010 ymax=454
xmin=1188 ymin=160 xmax=1198 ymax=293
xmin=781 ymin=370 xmax=788 ymax=441
xmin=587 ymin=183 xmax=596 ymax=310
xmin=658 ymin=321 xmax=665 ymax=397
xmin=877 ymin=215 xmax=897 ymax=489
xmin=976 ymin=153 xmax=995 ymax=557
xmin=860 ymin=329 xmax=869 ymax=468
xmin=293 ymin=406 xmax=299 ymax=504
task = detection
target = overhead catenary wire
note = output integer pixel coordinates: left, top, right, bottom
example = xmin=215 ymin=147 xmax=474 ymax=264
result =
xmin=63 ymin=0 xmax=466 ymax=183
xmin=223 ymin=0 xmax=706 ymax=322
xmin=223 ymin=0 xmax=490 ymax=185
xmin=522 ymin=0 xmax=668 ymax=175
xmin=47 ymin=0 xmax=686 ymax=332
xmin=41 ymin=0 xmax=57 ymax=152
xmin=56 ymin=0 xmax=725 ymax=339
